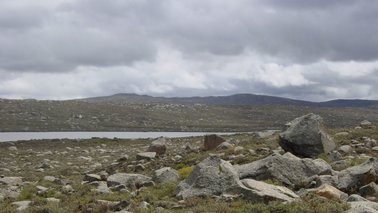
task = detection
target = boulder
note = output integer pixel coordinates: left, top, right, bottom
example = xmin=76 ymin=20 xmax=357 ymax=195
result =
xmin=279 ymin=113 xmax=336 ymax=158
xmin=337 ymin=158 xmax=378 ymax=193
xmin=176 ymin=156 xmax=240 ymax=199
xmin=347 ymin=201 xmax=378 ymax=213
xmin=338 ymin=145 xmax=353 ymax=155
xmin=359 ymin=182 xmax=378 ymax=197
xmin=152 ymin=167 xmax=179 ymax=185
xmin=107 ymin=173 xmax=152 ymax=190
xmin=240 ymin=179 xmax=299 ymax=203
xmin=312 ymin=184 xmax=347 ymax=201
xmin=235 ymin=152 xmax=334 ymax=189
xmin=203 ymin=134 xmax=226 ymax=151
xmin=136 ymin=152 xmax=156 ymax=161
xmin=147 ymin=137 xmax=167 ymax=156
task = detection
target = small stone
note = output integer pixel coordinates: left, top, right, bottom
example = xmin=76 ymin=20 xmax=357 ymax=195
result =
xmin=338 ymin=145 xmax=353 ymax=155
xmin=138 ymin=201 xmax=150 ymax=210
xmin=234 ymin=146 xmax=244 ymax=153
xmin=46 ymin=197 xmax=60 ymax=203
xmin=43 ymin=176 xmax=57 ymax=182
xmin=95 ymin=181 xmax=111 ymax=194
xmin=62 ymin=185 xmax=74 ymax=193
xmin=36 ymin=186 xmax=48 ymax=196
xmin=99 ymin=171 xmax=109 ymax=181
xmin=134 ymin=164 xmax=146 ymax=172
xmin=117 ymin=154 xmax=129 ymax=162
xmin=216 ymin=142 xmax=233 ymax=150
xmin=8 ymin=146 xmax=18 ymax=151
xmin=329 ymin=151 xmax=342 ymax=161
xmin=256 ymin=147 xmax=270 ymax=154
xmin=174 ymin=155 xmax=183 ymax=162
xmin=12 ymin=201 xmax=31 ymax=212
xmin=84 ymin=174 xmax=101 ymax=182
xmin=335 ymin=132 xmax=349 ymax=136
xmin=136 ymin=152 xmax=156 ymax=161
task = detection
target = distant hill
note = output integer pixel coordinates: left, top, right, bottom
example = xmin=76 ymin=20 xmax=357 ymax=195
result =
xmin=83 ymin=93 xmax=378 ymax=108
xmin=1 ymin=93 xmax=378 ymax=132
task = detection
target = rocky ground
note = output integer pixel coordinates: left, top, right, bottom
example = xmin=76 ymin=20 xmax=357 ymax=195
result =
xmin=1 ymin=116 xmax=378 ymax=212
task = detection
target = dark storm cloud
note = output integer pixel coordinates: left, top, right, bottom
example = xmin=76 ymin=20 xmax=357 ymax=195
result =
xmin=1 ymin=0 xmax=378 ymax=72
xmin=0 ymin=0 xmax=378 ymax=100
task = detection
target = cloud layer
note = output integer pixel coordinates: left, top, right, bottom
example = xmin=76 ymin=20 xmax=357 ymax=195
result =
xmin=1 ymin=0 xmax=378 ymax=100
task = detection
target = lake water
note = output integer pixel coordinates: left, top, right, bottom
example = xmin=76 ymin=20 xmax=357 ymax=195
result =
xmin=0 ymin=132 xmax=236 ymax=142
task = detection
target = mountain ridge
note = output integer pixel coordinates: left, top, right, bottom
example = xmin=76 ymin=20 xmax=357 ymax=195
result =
xmin=82 ymin=93 xmax=378 ymax=108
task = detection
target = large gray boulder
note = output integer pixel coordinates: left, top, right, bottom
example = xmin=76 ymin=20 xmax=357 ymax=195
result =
xmin=152 ymin=167 xmax=179 ymax=184
xmin=337 ymin=158 xmax=378 ymax=193
xmin=107 ymin=173 xmax=152 ymax=190
xmin=203 ymin=134 xmax=226 ymax=151
xmin=176 ymin=156 xmax=241 ymax=199
xmin=235 ymin=152 xmax=334 ymax=189
xmin=240 ymin=179 xmax=299 ymax=203
xmin=279 ymin=113 xmax=336 ymax=158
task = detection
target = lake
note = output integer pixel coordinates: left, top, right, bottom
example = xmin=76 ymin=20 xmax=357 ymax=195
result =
xmin=0 ymin=132 xmax=236 ymax=142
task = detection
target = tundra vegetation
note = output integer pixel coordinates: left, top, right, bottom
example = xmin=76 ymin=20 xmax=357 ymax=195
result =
xmin=0 ymin=115 xmax=378 ymax=212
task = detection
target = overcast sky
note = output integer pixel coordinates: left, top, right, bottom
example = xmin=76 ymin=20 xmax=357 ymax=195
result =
xmin=1 ymin=0 xmax=378 ymax=101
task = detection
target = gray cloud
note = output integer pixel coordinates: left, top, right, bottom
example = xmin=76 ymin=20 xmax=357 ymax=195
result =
xmin=0 ymin=0 xmax=378 ymax=101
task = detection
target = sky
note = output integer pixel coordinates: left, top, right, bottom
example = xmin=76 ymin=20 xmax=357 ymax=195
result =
xmin=0 ymin=0 xmax=378 ymax=101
